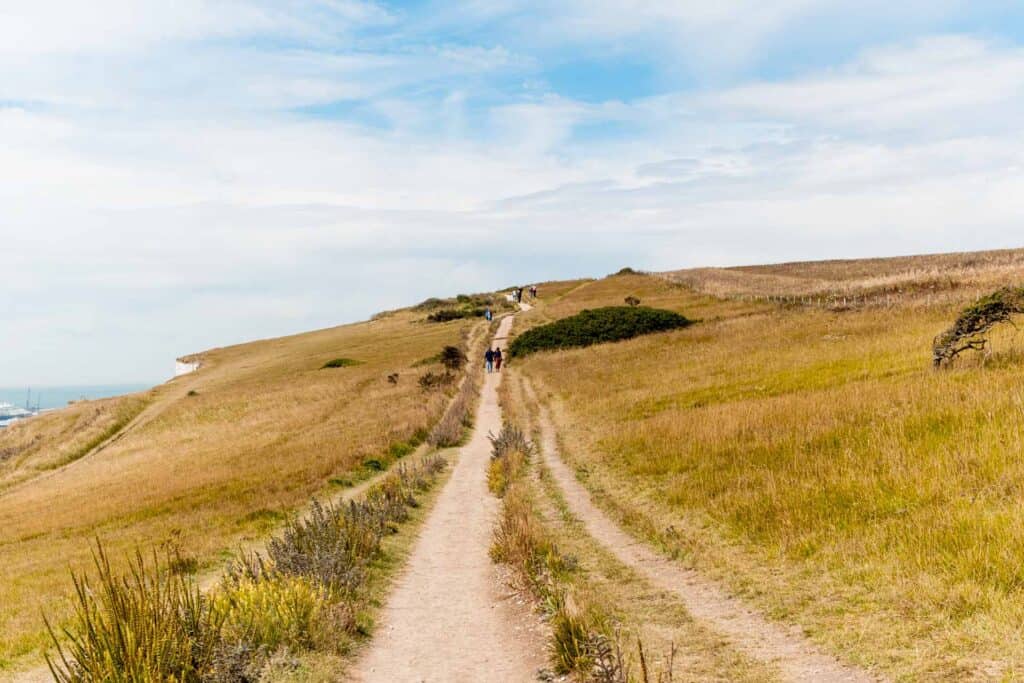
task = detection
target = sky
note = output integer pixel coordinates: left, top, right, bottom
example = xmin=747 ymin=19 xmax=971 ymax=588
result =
xmin=4 ymin=1 xmax=1024 ymax=385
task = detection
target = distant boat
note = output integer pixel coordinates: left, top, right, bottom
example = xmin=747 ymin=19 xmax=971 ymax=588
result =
xmin=0 ymin=402 xmax=35 ymax=427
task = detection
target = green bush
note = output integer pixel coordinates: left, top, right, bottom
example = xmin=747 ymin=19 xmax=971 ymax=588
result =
xmin=214 ymin=575 xmax=325 ymax=652
xmin=321 ymin=358 xmax=361 ymax=369
xmin=46 ymin=546 xmax=223 ymax=683
xmin=426 ymin=308 xmax=485 ymax=323
xmin=47 ymin=456 xmax=450 ymax=682
xmin=509 ymin=306 xmax=691 ymax=357
xmin=439 ymin=345 xmax=467 ymax=370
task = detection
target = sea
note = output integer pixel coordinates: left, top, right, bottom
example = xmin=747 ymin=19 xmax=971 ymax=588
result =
xmin=0 ymin=384 xmax=152 ymax=411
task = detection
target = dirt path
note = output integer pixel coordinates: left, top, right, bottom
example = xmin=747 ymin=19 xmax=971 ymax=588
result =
xmin=521 ymin=378 xmax=879 ymax=683
xmin=351 ymin=313 xmax=546 ymax=683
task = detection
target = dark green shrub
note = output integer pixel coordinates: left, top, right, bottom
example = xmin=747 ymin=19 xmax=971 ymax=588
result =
xmin=624 ymin=296 xmax=640 ymax=307
xmin=410 ymin=427 xmax=430 ymax=445
xmin=509 ymin=306 xmax=691 ymax=357
xmin=612 ymin=267 xmax=638 ymax=276
xmin=439 ymin=345 xmax=466 ymax=371
xmin=426 ymin=308 xmax=485 ymax=323
xmin=388 ymin=442 xmax=414 ymax=459
xmin=321 ymin=358 xmax=361 ymax=369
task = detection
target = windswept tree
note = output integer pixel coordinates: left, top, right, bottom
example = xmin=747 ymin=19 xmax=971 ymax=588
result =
xmin=932 ymin=287 xmax=1024 ymax=367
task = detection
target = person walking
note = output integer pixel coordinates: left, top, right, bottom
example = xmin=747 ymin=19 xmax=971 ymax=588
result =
xmin=485 ymin=307 xmax=492 ymax=321
xmin=494 ymin=347 xmax=503 ymax=372
xmin=484 ymin=348 xmax=494 ymax=373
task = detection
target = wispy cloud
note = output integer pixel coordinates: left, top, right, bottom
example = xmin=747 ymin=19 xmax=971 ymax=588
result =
xmin=3 ymin=2 xmax=1024 ymax=384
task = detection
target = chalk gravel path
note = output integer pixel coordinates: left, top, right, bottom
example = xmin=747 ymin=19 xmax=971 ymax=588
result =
xmin=351 ymin=313 xmax=546 ymax=683
xmin=522 ymin=378 xmax=879 ymax=683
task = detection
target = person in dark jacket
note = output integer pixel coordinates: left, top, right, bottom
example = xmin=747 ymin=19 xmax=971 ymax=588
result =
xmin=494 ymin=347 xmax=503 ymax=372
xmin=484 ymin=348 xmax=495 ymax=373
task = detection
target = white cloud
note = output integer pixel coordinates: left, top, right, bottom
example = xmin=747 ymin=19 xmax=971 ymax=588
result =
xmin=3 ymin=2 xmax=1024 ymax=384
xmin=703 ymin=35 xmax=1024 ymax=134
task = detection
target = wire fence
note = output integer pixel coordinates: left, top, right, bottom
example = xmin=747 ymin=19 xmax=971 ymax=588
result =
xmin=722 ymin=290 xmax=969 ymax=311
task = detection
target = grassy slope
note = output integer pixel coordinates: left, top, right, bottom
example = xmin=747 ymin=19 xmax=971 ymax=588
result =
xmin=0 ymin=308 xmax=475 ymax=671
xmin=499 ymin=367 xmax=776 ymax=682
xmin=0 ymin=395 xmax=150 ymax=491
xmin=516 ymin=267 xmax=1024 ymax=680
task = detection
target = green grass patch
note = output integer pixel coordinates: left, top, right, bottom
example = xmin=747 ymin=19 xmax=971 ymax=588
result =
xmin=510 ymin=306 xmax=692 ymax=357
xmin=321 ymin=358 xmax=362 ymax=369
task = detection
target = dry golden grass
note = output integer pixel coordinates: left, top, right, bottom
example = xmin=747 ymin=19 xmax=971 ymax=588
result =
xmin=500 ymin=369 xmax=775 ymax=682
xmin=518 ymin=266 xmax=1024 ymax=679
xmin=0 ymin=308 xmax=476 ymax=672
xmin=0 ymin=395 xmax=149 ymax=491
xmin=667 ymin=246 xmax=1024 ymax=307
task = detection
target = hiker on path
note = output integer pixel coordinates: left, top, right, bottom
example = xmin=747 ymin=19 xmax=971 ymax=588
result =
xmin=485 ymin=307 xmax=492 ymax=321
xmin=484 ymin=348 xmax=495 ymax=373
xmin=494 ymin=347 xmax=503 ymax=372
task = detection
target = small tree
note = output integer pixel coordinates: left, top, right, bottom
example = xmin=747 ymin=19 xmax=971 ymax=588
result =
xmin=624 ymin=296 xmax=641 ymax=307
xmin=439 ymin=345 xmax=466 ymax=371
xmin=933 ymin=287 xmax=1024 ymax=367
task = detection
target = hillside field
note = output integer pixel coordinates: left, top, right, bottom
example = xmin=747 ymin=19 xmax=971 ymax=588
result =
xmin=514 ymin=251 xmax=1024 ymax=679
xmin=0 ymin=307 xmax=479 ymax=673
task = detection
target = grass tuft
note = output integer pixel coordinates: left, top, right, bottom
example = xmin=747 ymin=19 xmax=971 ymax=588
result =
xmin=45 ymin=455 xmax=449 ymax=681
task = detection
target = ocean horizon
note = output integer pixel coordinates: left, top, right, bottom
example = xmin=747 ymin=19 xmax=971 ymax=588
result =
xmin=0 ymin=384 xmax=153 ymax=411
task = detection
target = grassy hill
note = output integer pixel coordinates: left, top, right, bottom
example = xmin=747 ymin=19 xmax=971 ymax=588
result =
xmin=512 ymin=252 xmax=1024 ymax=679
xmin=8 ymin=248 xmax=1024 ymax=680
xmin=0 ymin=305 xmax=482 ymax=672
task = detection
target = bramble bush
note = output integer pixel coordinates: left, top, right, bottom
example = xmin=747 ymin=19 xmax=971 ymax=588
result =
xmin=509 ymin=306 xmax=691 ymax=357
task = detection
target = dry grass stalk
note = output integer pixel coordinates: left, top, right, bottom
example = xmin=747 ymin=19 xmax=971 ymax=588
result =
xmin=0 ymin=306 xmax=473 ymax=669
xmin=46 ymin=455 xmax=448 ymax=681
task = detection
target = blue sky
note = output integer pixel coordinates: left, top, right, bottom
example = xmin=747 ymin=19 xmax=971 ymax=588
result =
xmin=3 ymin=1 xmax=1024 ymax=385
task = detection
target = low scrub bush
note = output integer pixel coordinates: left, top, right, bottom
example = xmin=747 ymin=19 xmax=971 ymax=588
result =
xmin=46 ymin=546 xmax=223 ymax=682
xmin=214 ymin=574 xmax=325 ymax=653
xmin=426 ymin=308 xmax=485 ymax=323
xmin=418 ymin=370 xmax=455 ymax=390
xmin=439 ymin=345 xmax=467 ymax=371
xmin=487 ymin=424 xmax=532 ymax=497
xmin=47 ymin=455 xmax=448 ymax=682
xmin=510 ymin=307 xmax=691 ymax=357
xmin=428 ymin=382 xmax=475 ymax=447
xmin=412 ymin=297 xmax=447 ymax=311
xmin=321 ymin=357 xmax=361 ymax=369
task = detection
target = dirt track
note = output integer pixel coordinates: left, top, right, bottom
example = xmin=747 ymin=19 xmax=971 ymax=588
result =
xmin=522 ymin=377 xmax=879 ymax=683
xmin=351 ymin=313 xmax=545 ymax=682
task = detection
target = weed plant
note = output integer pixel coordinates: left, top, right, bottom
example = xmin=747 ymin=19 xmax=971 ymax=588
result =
xmin=46 ymin=455 xmax=448 ymax=682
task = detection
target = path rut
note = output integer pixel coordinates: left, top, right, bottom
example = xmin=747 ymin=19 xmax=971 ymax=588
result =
xmin=522 ymin=378 xmax=879 ymax=683
xmin=351 ymin=314 xmax=545 ymax=682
